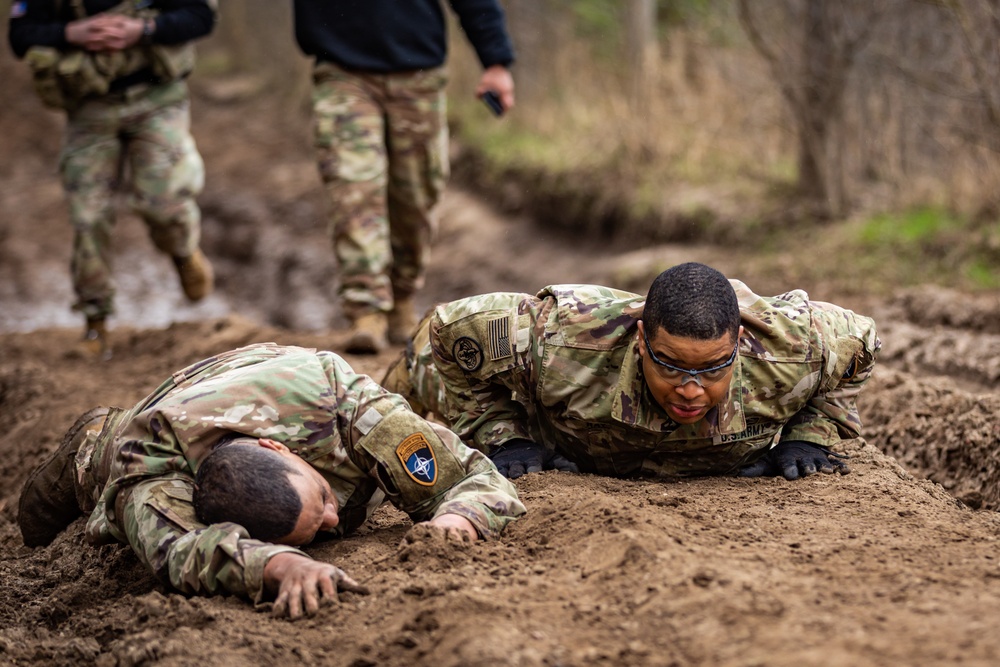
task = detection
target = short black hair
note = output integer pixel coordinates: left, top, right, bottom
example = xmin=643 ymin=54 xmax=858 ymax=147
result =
xmin=643 ymin=263 xmax=740 ymax=342
xmin=193 ymin=440 xmax=303 ymax=542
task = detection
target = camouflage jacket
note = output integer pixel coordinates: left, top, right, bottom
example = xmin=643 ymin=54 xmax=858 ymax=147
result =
xmin=415 ymin=282 xmax=880 ymax=477
xmin=83 ymin=343 xmax=524 ymax=603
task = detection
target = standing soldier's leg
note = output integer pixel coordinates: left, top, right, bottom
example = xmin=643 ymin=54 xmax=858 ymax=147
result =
xmin=313 ymin=66 xmax=393 ymax=352
xmin=61 ymin=104 xmax=124 ymax=360
xmin=312 ymin=63 xmax=393 ymax=354
xmin=126 ymin=82 xmax=212 ymax=302
xmin=384 ymin=67 xmax=449 ymax=345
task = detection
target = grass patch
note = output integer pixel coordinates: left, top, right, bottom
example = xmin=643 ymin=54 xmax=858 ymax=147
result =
xmin=760 ymin=208 xmax=1000 ymax=295
xmin=858 ymin=208 xmax=957 ymax=245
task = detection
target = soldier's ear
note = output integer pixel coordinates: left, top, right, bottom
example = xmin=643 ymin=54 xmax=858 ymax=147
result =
xmin=257 ymin=438 xmax=290 ymax=454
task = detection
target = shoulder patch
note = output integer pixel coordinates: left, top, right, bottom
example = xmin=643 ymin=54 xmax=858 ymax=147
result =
xmin=10 ymin=1 xmax=26 ymax=18
xmin=487 ymin=316 xmax=512 ymax=361
xmin=453 ymin=336 xmax=484 ymax=372
xmin=396 ymin=433 xmax=437 ymax=486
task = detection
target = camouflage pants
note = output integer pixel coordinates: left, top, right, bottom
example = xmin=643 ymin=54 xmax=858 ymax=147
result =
xmin=61 ymin=80 xmax=205 ymax=320
xmin=311 ymin=62 xmax=449 ymax=320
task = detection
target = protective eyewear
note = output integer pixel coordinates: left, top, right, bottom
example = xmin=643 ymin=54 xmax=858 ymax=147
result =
xmin=642 ymin=332 xmax=738 ymax=387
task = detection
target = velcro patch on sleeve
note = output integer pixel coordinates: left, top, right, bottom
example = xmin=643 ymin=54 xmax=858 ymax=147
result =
xmin=358 ymin=411 xmax=467 ymax=512
xmin=355 ymin=407 xmax=384 ymax=435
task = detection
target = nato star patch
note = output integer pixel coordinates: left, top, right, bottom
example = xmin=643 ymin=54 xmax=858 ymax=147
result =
xmin=396 ymin=433 xmax=437 ymax=486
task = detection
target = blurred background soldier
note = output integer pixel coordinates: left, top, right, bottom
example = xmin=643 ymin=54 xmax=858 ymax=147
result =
xmin=8 ymin=0 xmax=217 ymax=360
xmin=292 ymin=0 xmax=516 ymax=354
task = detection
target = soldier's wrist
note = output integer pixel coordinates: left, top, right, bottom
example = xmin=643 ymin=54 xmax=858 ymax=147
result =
xmin=141 ymin=18 xmax=156 ymax=44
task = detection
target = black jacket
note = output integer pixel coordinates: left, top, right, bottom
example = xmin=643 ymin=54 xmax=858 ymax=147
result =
xmin=292 ymin=0 xmax=514 ymax=73
xmin=8 ymin=0 xmax=215 ymax=58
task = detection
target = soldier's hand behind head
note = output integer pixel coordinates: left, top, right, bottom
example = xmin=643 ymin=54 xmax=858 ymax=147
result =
xmin=737 ymin=440 xmax=850 ymax=481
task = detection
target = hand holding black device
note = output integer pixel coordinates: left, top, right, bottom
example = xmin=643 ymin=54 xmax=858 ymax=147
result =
xmin=481 ymin=90 xmax=504 ymax=117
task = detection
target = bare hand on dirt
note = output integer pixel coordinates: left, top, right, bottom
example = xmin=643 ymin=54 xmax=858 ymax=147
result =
xmin=417 ymin=513 xmax=479 ymax=542
xmin=476 ymin=64 xmax=515 ymax=112
xmin=65 ymin=15 xmax=145 ymax=52
xmin=264 ymin=552 xmax=369 ymax=619
xmin=737 ymin=440 xmax=851 ymax=481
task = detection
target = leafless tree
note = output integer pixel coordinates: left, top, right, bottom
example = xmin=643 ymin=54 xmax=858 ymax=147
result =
xmin=737 ymin=0 xmax=889 ymax=217
xmin=624 ymin=0 xmax=659 ymax=109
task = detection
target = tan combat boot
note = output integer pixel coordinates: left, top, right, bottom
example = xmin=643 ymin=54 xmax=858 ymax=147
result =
xmin=387 ymin=296 xmax=417 ymax=345
xmin=18 ymin=407 xmax=110 ymax=547
xmin=174 ymin=249 xmax=214 ymax=301
xmin=73 ymin=318 xmax=111 ymax=361
xmin=345 ymin=311 xmax=389 ymax=354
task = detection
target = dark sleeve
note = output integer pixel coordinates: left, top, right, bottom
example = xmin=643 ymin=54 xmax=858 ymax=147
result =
xmin=150 ymin=0 xmax=216 ymax=45
xmin=447 ymin=0 xmax=515 ymax=68
xmin=8 ymin=0 xmax=71 ymax=58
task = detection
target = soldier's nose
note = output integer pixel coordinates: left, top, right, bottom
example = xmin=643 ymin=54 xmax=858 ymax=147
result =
xmin=675 ymin=380 xmax=705 ymax=399
xmin=321 ymin=503 xmax=339 ymax=530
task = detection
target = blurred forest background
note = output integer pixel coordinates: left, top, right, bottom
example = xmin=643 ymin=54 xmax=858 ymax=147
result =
xmin=4 ymin=0 xmax=1000 ymax=290
xmin=202 ymin=0 xmax=1000 ymax=289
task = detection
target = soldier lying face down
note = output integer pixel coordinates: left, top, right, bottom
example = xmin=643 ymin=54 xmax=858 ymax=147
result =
xmin=18 ymin=343 xmax=524 ymax=618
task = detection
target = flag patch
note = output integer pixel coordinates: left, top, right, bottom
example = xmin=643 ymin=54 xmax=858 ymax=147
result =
xmin=488 ymin=316 xmax=511 ymax=361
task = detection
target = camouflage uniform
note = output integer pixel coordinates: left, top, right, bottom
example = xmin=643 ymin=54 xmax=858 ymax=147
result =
xmin=293 ymin=0 xmax=515 ymax=323
xmin=385 ymin=283 xmax=881 ymax=478
xmin=311 ymin=63 xmax=448 ymax=319
xmin=8 ymin=0 xmax=215 ymax=321
xmin=64 ymin=80 xmax=205 ymax=319
xmin=72 ymin=343 xmax=524 ymax=602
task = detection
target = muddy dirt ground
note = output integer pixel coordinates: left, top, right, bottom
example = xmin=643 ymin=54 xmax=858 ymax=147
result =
xmin=3 ymin=56 xmax=1000 ymax=667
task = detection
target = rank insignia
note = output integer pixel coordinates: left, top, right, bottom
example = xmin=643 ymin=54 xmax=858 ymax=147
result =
xmin=396 ymin=433 xmax=437 ymax=486
xmin=453 ymin=336 xmax=483 ymax=372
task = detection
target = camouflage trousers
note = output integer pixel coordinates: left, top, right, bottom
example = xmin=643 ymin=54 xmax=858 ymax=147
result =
xmin=61 ymin=79 xmax=205 ymax=321
xmin=311 ymin=62 xmax=449 ymax=320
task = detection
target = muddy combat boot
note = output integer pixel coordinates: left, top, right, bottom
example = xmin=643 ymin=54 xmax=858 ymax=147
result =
xmin=387 ymin=297 xmax=417 ymax=345
xmin=174 ymin=249 xmax=214 ymax=302
xmin=17 ymin=407 xmax=110 ymax=547
xmin=345 ymin=311 xmax=389 ymax=354
xmin=72 ymin=318 xmax=111 ymax=361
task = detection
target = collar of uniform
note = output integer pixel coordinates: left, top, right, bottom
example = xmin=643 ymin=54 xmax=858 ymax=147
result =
xmin=611 ymin=336 xmax=747 ymax=437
